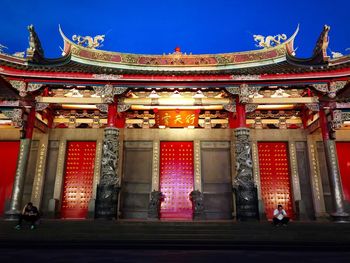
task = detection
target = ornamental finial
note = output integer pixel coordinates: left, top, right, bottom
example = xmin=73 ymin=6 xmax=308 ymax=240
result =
xmin=72 ymin=34 xmax=105 ymax=49
xmin=0 ymin=44 xmax=8 ymax=53
xmin=253 ymin=33 xmax=287 ymax=49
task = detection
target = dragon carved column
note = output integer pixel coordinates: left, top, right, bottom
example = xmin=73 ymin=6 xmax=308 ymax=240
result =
xmin=95 ymin=101 xmax=121 ymax=219
xmin=233 ymin=96 xmax=259 ymax=221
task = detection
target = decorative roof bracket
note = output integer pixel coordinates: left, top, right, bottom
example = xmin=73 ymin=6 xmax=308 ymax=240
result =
xmin=306 ymin=103 xmax=320 ymax=112
xmin=312 ymin=81 xmax=347 ymax=98
xmin=9 ymin=80 xmax=27 ymax=97
xmin=35 ymin=102 xmax=49 ymax=111
xmin=93 ymin=85 xmax=128 ymax=103
xmin=332 ymin=110 xmax=350 ymax=129
xmin=2 ymin=108 xmax=23 ymax=127
xmin=225 ymin=84 xmax=260 ymax=104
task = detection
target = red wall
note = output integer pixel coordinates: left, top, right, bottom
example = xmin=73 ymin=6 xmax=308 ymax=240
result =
xmin=160 ymin=141 xmax=194 ymax=219
xmin=61 ymin=141 xmax=96 ymax=219
xmin=0 ymin=141 xmax=20 ymax=216
xmin=258 ymin=142 xmax=294 ymax=220
xmin=336 ymin=142 xmax=350 ymax=201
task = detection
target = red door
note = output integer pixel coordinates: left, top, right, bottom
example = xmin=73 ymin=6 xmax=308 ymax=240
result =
xmin=0 ymin=141 xmax=20 ymax=216
xmin=61 ymin=141 xmax=96 ymax=219
xmin=258 ymin=142 xmax=294 ymax=220
xmin=336 ymin=142 xmax=350 ymax=201
xmin=160 ymin=142 xmax=194 ymax=219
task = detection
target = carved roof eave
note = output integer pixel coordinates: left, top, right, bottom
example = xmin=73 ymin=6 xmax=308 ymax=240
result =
xmin=0 ymin=48 xmax=70 ymax=68
xmin=329 ymin=54 xmax=350 ymax=66
xmin=59 ymin=25 xmax=299 ymax=73
xmin=286 ymin=25 xmax=335 ymax=67
xmin=0 ymin=53 xmax=28 ymax=66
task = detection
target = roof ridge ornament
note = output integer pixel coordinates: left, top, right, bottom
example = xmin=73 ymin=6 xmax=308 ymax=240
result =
xmin=26 ymin=25 xmax=45 ymax=62
xmin=72 ymin=34 xmax=105 ymax=49
xmin=0 ymin=44 xmax=8 ymax=53
xmin=253 ymin=33 xmax=287 ymax=49
xmin=312 ymin=25 xmax=330 ymax=62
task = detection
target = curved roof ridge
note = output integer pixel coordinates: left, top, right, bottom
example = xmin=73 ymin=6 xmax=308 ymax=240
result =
xmin=59 ymin=25 xmax=299 ymax=57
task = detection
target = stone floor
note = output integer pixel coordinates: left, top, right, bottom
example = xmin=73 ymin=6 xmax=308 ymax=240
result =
xmin=1 ymin=220 xmax=350 ymax=262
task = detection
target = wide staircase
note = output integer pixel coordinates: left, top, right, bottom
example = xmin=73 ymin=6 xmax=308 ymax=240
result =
xmin=1 ymin=220 xmax=350 ymax=250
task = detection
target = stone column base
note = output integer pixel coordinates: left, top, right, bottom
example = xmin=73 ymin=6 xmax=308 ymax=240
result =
xmin=330 ymin=212 xmax=350 ymax=223
xmin=4 ymin=209 xmax=20 ymax=221
xmin=258 ymin=200 xmax=267 ymax=221
xmin=95 ymin=184 xmax=120 ymax=219
xmin=47 ymin=198 xmax=59 ymax=218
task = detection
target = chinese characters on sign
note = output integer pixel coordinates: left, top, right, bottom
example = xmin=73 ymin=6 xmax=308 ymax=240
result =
xmin=155 ymin=110 xmax=199 ymax=128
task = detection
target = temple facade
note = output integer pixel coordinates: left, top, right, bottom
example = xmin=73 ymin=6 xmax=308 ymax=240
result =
xmin=0 ymin=25 xmax=349 ymax=222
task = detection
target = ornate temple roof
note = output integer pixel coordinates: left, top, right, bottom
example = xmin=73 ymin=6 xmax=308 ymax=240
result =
xmin=58 ymin=26 xmax=298 ymax=73
xmin=0 ymin=24 xmax=349 ymax=77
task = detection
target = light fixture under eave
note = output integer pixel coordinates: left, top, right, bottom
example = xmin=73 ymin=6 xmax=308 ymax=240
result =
xmin=131 ymin=105 xmax=223 ymax=110
xmin=61 ymin=104 xmax=98 ymax=110
xmin=256 ymin=104 xmax=295 ymax=110
xmin=170 ymin=90 xmax=182 ymax=98
xmin=0 ymin=120 xmax=12 ymax=124
xmin=148 ymin=90 xmax=160 ymax=98
xmin=192 ymin=90 xmax=206 ymax=98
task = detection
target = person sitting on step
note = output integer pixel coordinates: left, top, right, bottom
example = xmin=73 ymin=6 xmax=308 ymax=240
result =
xmin=15 ymin=202 xmax=40 ymax=230
xmin=273 ymin=204 xmax=289 ymax=226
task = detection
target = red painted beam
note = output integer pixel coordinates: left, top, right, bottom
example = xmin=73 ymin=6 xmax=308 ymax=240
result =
xmin=25 ymin=107 xmax=36 ymax=139
xmin=319 ymin=108 xmax=329 ymax=141
xmin=107 ymin=103 xmax=117 ymax=127
xmin=236 ymin=98 xmax=246 ymax=128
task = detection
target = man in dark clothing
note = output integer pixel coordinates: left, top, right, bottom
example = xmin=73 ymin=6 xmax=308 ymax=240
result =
xmin=273 ymin=204 xmax=289 ymax=226
xmin=15 ymin=202 xmax=40 ymax=230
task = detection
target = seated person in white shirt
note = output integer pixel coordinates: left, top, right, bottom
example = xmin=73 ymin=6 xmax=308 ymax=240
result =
xmin=273 ymin=204 xmax=289 ymax=226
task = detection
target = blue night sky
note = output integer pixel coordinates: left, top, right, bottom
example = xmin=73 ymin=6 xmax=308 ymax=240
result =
xmin=0 ymin=0 xmax=349 ymax=59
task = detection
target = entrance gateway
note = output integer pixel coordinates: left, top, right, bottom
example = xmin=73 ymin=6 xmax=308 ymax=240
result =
xmin=1 ymin=25 xmax=349 ymax=222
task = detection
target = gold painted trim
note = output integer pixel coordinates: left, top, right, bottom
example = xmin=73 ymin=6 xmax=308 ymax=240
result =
xmin=307 ymin=139 xmax=327 ymax=216
xmin=151 ymin=141 xmax=160 ymax=191
xmin=251 ymin=142 xmax=261 ymax=199
xmin=194 ymin=140 xmax=202 ymax=191
xmin=92 ymin=140 xmax=103 ymax=199
xmin=31 ymin=135 xmax=49 ymax=207
xmin=251 ymin=97 xmax=318 ymax=104
xmin=37 ymin=97 xmax=103 ymax=104
xmin=289 ymin=142 xmax=301 ymax=201
xmin=53 ymin=140 xmax=67 ymax=202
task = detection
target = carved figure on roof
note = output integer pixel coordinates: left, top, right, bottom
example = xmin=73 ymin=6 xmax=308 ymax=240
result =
xmin=13 ymin=52 xmax=25 ymax=58
xmin=0 ymin=44 xmax=7 ymax=53
xmin=331 ymin=51 xmax=343 ymax=59
xmin=26 ymin=25 xmax=44 ymax=61
xmin=253 ymin=34 xmax=287 ymax=49
xmin=313 ymin=25 xmax=330 ymax=61
xmin=72 ymin=34 xmax=105 ymax=49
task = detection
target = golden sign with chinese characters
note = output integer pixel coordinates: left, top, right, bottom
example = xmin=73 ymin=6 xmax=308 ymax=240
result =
xmin=155 ymin=110 xmax=199 ymax=128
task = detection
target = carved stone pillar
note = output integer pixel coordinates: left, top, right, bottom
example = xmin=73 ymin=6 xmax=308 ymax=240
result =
xmin=5 ymin=139 xmax=31 ymax=220
xmin=95 ymin=127 xmax=121 ymax=219
xmin=233 ymin=128 xmax=259 ymax=221
xmin=6 ymin=107 xmax=36 ymax=220
xmin=319 ymin=108 xmax=349 ymax=222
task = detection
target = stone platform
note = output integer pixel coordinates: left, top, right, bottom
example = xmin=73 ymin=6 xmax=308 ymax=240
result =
xmin=1 ymin=220 xmax=350 ymax=250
